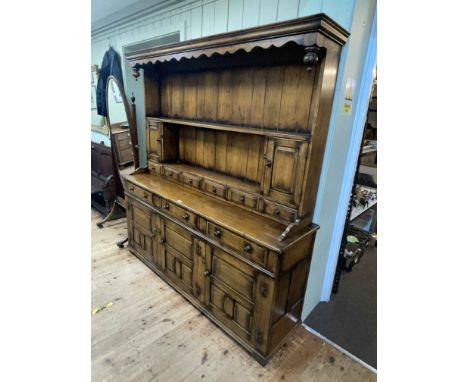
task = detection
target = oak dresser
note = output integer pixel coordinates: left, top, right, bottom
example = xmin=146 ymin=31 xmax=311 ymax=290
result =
xmin=122 ymin=14 xmax=349 ymax=365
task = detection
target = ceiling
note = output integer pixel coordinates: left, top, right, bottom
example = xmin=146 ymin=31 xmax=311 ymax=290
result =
xmin=91 ymin=0 xmax=144 ymax=24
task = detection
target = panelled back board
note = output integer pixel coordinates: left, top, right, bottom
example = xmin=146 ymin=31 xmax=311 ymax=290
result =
xmin=123 ymin=14 xmax=349 ymax=365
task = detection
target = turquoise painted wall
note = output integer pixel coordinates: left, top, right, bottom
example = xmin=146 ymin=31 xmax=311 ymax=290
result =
xmin=92 ymin=0 xmax=375 ymax=316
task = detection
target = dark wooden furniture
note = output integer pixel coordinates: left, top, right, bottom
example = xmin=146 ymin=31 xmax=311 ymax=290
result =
xmin=122 ymin=14 xmax=349 ymax=365
xmin=111 ymin=124 xmax=134 ymax=166
xmin=91 ymin=141 xmax=116 ymax=215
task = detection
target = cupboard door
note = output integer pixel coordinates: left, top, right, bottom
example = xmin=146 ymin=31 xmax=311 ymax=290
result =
xmin=205 ymin=246 xmax=255 ymax=344
xmin=127 ymin=199 xmax=157 ymax=265
xmin=261 ymin=138 xmax=308 ymax=207
xmin=192 ymin=238 xmax=207 ymax=304
xmin=147 ymin=122 xmax=162 ymax=162
xmin=160 ymin=219 xmax=195 ymax=294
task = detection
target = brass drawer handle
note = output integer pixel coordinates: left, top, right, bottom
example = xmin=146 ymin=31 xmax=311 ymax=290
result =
xmin=188 ymin=179 xmax=193 ymax=184
xmin=243 ymin=243 xmax=252 ymax=253
xmin=143 ymin=192 xmax=148 ymax=199
xmin=182 ymin=213 xmax=189 ymax=221
xmin=129 ymin=186 xmax=134 ymax=191
xmin=168 ymin=172 xmax=173 ymax=177
xmin=214 ymin=228 xmax=222 ymax=238
xmin=274 ymin=208 xmax=281 ymax=216
xmin=157 ymin=138 xmax=162 ymax=142
xmin=212 ymin=187 xmax=217 ymax=193
xmin=163 ymin=202 xmax=170 ymax=210
xmin=239 ymin=196 xmax=245 ymax=203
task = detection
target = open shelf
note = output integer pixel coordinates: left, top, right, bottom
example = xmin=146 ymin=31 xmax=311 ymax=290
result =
xmin=151 ymin=117 xmax=311 ymax=141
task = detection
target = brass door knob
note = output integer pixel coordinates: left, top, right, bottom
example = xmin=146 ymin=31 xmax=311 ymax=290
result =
xmin=129 ymin=186 xmax=134 ymax=191
xmin=214 ymin=228 xmax=222 ymax=238
xmin=182 ymin=213 xmax=189 ymax=220
xmin=212 ymin=187 xmax=217 ymax=193
xmin=163 ymin=203 xmax=170 ymax=209
xmin=159 ymin=239 xmax=166 ymax=244
xmin=143 ymin=192 xmax=148 ymax=198
xmin=243 ymin=244 xmax=252 ymax=253
xmin=203 ymin=270 xmax=211 ymax=277
xmin=274 ymin=208 xmax=281 ymax=216
xmin=239 ymin=196 xmax=245 ymax=203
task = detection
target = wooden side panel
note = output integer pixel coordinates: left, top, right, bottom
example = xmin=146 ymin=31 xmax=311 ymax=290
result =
xmin=251 ymin=274 xmax=275 ymax=354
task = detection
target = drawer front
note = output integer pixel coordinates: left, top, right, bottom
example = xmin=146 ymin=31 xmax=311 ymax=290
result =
xmin=161 ymin=199 xmax=198 ymax=230
xmin=180 ymin=171 xmax=202 ymax=189
xmin=207 ymin=223 xmax=266 ymax=265
xmin=204 ymin=179 xmax=227 ymax=199
xmin=127 ymin=182 xmax=153 ymax=204
xmin=228 ymin=189 xmax=258 ymax=209
xmin=117 ymin=146 xmax=133 ymax=164
xmin=147 ymin=160 xmax=162 ymax=175
xmin=262 ymin=200 xmax=298 ymax=223
xmin=163 ymin=220 xmax=194 ymax=260
xmin=163 ymin=166 xmax=181 ymax=181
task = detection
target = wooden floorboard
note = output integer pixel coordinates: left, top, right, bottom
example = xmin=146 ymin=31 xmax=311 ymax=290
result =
xmin=91 ymin=209 xmax=376 ymax=382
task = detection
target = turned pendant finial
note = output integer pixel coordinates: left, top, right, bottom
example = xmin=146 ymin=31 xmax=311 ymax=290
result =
xmin=303 ymin=46 xmax=321 ymax=71
xmin=132 ymin=66 xmax=140 ymax=80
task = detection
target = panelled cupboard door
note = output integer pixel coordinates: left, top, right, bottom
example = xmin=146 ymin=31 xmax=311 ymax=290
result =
xmin=205 ymin=245 xmax=255 ymax=346
xmin=146 ymin=122 xmax=162 ymax=162
xmin=262 ymin=138 xmax=308 ymax=208
xmin=160 ymin=218 xmax=195 ymax=294
xmin=127 ymin=199 xmax=158 ymax=265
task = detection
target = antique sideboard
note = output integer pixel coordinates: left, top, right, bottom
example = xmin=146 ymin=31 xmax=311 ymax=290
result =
xmin=122 ymin=14 xmax=349 ymax=365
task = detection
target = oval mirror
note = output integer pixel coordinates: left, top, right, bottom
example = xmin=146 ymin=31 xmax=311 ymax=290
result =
xmin=106 ymin=76 xmax=135 ymax=168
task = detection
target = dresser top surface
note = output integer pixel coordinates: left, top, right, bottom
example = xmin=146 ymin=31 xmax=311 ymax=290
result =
xmin=124 ymin=172 xmax=318 ymax=252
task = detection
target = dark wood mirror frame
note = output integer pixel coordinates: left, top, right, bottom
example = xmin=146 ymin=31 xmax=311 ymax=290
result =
xmin=95 ymin=75 xmax=140 ymax=238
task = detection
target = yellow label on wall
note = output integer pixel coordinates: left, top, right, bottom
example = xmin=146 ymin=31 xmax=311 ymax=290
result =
xmin=343 ymin=102 xmax=352 ymax=114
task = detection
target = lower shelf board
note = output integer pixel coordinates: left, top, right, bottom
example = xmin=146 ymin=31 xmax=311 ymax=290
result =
xmin=128 ymin=245 xmax=299 ymax=366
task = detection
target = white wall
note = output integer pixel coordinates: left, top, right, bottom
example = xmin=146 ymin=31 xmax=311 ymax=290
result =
xmin=91 ymin=0 xmax=375 ymax=316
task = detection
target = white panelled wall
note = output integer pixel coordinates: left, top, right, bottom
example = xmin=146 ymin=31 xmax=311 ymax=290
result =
xmin=91 ymin=0 xmax=376 ymax=317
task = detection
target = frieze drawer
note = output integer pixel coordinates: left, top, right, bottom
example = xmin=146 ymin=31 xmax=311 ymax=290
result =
xmin=127 ymin=182 xmax=152 ymax=203
xmin=207 ymin=223 xmax=267 ymax=265
xmin=161 ymin=198 xmax=199 ymax=230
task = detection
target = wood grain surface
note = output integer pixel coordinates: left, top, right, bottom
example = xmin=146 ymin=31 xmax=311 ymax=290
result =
xmin=91 ymin=210 xmax=376 ymax=382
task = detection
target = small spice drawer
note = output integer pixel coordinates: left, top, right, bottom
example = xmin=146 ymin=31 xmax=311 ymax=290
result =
xmin=160 ymin=198 xmax=198 ymax=230
xmin=262 ymin=200 xmax=298 ymax=223
xmin=228 ymin=188 xmax=258 ymax=209
xmin=204 ymin=179 xmax=227 ymax=199
xmin=148 ymin=160 xmax=162 ymax=175
xmin=180 ymin=171 xmax=202 ymax=189
xmin=163 ymin=166 xmax=181 ymax=181
xmin=207 ymin=222 xmax=267 ymax=265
